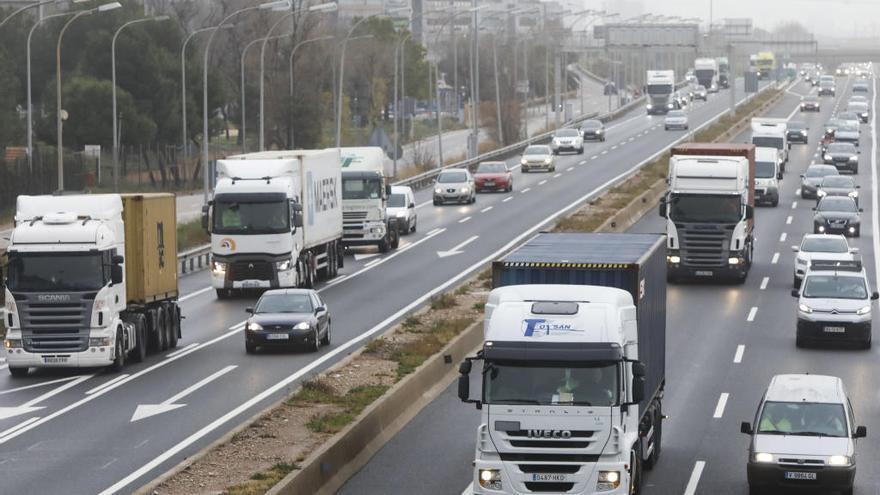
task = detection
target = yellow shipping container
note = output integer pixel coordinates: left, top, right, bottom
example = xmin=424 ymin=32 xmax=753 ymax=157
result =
xmin=121 ymin=193 xmax=178 ymax=304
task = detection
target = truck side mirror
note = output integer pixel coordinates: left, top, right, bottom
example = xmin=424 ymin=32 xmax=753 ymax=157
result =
xmin=631 ymin=361 xmax=646 ymax=377
xmin=777 ymin=172 xmax=783 ymax=180
xmin=745 ymin=205 xmax=754 ymax=220
xmin=112 ymin=254 xmax=124 ymax=265
xmin=458 ymin=360 xmax=481 ymax=409
xmin=201 ymin=204 xmax=211 ymax=233
xmin=658 ymin=199 xmax=667 ymax=219
xmin=630 ymin=376 xmax=645 ymax=403
xmin=111 ymin=264 xmax=123 ymax=285
xmin=385 ymin=184 xmax=392 ymax=197
xmin=854 ymin=425 xmax=867 ymax=438
xmin=741 ymin=422 xmax=753 ymax=435
xmin=291 ymin=203 xmax=304 ymax=229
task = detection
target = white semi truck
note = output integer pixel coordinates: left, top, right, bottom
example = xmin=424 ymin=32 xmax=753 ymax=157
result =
xmin=660 ymin=143 xmax=756 ymax=282
xmin=4 ymin=194 xmax=182 ymax=377
xmin=203 ymin=149 xmax=343 ymax=297
xmin=459 ymin=233 xmax=667 ymax=495
xmin=645 ymin=70 xmax=675 ymax=115
xmin=694 ymin=58 xmax=719 ymax=92
xmin=340 ymin=147 xmax=400 ymax=253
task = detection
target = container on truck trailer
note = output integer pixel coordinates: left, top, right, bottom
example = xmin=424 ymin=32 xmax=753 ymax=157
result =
xmin=204 ymin=149 xmax=344 ymax=298
xmin=660 ymin=143 xmax=756 ymax=282
xmin=459 ymin=233 xmax=666 ymax=495
xmin=4 ymin=194 xmax=182 ymax=377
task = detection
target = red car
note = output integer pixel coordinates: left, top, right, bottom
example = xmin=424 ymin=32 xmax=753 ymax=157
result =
xmin=474 ymin=161 xmax=513 ymax=192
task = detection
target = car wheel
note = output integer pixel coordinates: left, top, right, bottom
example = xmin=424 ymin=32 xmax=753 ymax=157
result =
xmin=749 ymin=484 xmax=764 ymax=495
xmin=863 ymin=333 xmax=871 ymax=350
xmin=8 ymin=366 xmax=28 ymax=378
xmin=321 ymin=321 xmax=331 ymax=346
xmin=245 ymin=342 xmax=257 ymax=354
xmin=410 ymin=217 xmax=417 ymax=233
xmin=793 ymin=275 xmax=800 ymax=288
xmin=796 ymin=333 xmax=805 ymax=348
xmin=311 ymin=329 xmax=320 ymax=352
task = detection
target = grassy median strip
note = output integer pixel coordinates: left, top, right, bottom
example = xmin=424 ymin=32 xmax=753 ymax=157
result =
xmin=155 ymin=85 xmax=785 ymax=495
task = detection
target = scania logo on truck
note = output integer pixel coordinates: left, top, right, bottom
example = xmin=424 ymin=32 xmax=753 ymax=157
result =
xmin=522 ymin=319 xmax=583 ymax=337
xmin=37 ymin=294 xmax=70 ymax=303
xmin=526 ymin=430 xmax=572 ymax=439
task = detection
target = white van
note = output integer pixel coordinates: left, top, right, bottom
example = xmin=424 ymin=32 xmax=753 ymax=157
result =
xmin=755 ymin=147 xmax=781 ymax=206
xmin=386 ymin=185 xmax=417 ymax=234
xmin=752 ymin=118 xmax=789 ymax=171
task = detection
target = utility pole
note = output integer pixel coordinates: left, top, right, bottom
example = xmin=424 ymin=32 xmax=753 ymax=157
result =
xmin=554 ymin=49 xmax=561 ymax=129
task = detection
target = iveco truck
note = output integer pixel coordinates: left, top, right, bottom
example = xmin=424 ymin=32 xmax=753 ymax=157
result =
xmin=645 ymin=70 xmax=675 ymax=115
xmin=4 ymin=194 xmax=182 ymax=377
xmin=660 ymin=143 xmax=756 ymax=282
xmin=694 ymin=58 xmax=719 ymax=92
xmin=204 ymin=149 xmax=343 ymax=298
xmin=716 ymin=56 xmax=730 ymax=89
xmin=340 ymin=147 xmax=400 ymax=253
xmin=459 ymin=233 xmax=666 ymax=495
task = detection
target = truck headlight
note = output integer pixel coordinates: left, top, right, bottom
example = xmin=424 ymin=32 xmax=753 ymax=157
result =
xmin=849 ymin=191 xmax=859 ymax=198
xmin=212 ymin=260 xmax=227 ymax=274
xmin=478 ymin=469 xmax=502 ymax=490
xmin=246 ymin=322 xmax=263 ymax=332
xmin=817 ymin=190 xmax=827 ymax=198
xmin=667 ymin=255 xmax=681 ymax=264
xmin=597 ymin=471 xmax=620 ymax=491
xmin=4 ymin=339 xmax=22 ymax=349
xmin=294 ymin=321 xmax=311 ymax=330
xmin=828 ymin=455 xmax=851 ymax=466
xmin=276 ymin=259 xmax=292 ymax=271
xmin=89 ymin=337 xmax=112 ymax=347
xmin=667 ymin=103 xmax=674 ymax=109
xmin=754 ymin=453 xmax=774 ymax=463
xmin=857 ymin=306 xmax=871 ymax=316
xmin=817 ymin=225 xmax=825 ymax=232
xmin=728 ymin=257 xmax=741 ymax=265
xmin=798 ymin=303 xmax=813 ymax=314
xmin=646 ymin=104 xmax=653 ymax=110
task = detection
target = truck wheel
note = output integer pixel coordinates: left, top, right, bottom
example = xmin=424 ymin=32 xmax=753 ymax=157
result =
xmin=327 ymin=244 xmax=338 ymax=278
xmin=644 ymin=408 xmax=662 ymax=469
xmin=629 ymin=450 xmax=643 ymax=495
xmin=8 ymin=366 xmax=28 ymax=378
xmin=378 ymin=235 xmax=391 ymax=253
xmin=155 ymin=307 xmax=168 ymax=352
xmin=111 ymin=328 xmax=126 ymax=372
xmin=321 ymin=321 xmax=331 ymax=346
xmin=132 ymin=315 xmax=147 ymax=363
xmin=216 ymin=289 xmax=229 ymax=300
xmin=167 ymin=305 xmax=179 ymax=349
xmin=390 ymin=226 xmax=400 ymax=249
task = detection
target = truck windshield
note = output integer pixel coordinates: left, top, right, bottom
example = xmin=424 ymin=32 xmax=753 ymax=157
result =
xmin=753 ymin=136 xmax=783 ymax=149
xmin=755 ymin=162 xmax=776 ymax=178
xmin=213 ymin=198 xmax=289 ymax=235
xmin=647 ymin=84 xmax=672 ymax=95
xmin=757 ymin=401 xmax=847 ymax=437
xmin=669 ymin=195 xmax=742 ymax=223
xmin=484 ymin=361 xmax=619 ymax=407
xmin=6 ymin=252 xmax=106 ymax=292
xmin=342 ymin=177 xmax=383 ymax=200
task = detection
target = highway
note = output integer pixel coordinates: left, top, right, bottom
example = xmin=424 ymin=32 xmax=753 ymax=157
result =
xmin=0 ymin=77 xmax=769 ymax=494
xmin=338 ymin=75 xmax=880 ymax=494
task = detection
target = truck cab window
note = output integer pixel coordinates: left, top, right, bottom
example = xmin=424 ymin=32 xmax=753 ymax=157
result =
xmin=485 ymin=362 xmax=619 ymax=407
xmin=7 ymin=252 xmax=106 ymax=292
xmin=213 ymin=197 xmax=289 ymax=235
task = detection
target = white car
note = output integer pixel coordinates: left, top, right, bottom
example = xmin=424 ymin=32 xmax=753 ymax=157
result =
xmin=664 ymin=110 xmax=689 ymax=131
xmin=387 ymin=185 xmax=417 ymax=234
xmin=791 ymin=234 xmax=857 ymax=287
xmin=550 ymin=128 xmax=584 ymax=155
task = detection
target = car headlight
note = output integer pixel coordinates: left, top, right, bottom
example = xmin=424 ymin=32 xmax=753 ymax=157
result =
xmin=826 ymin=128 xmax=834 ymax=134
xmin=246 ymin=322 xmax=263 ymax=332
xmin=596 ymin=129 xmax=603 ymax=134
xmin=597 ymin=471 xmax=620 ymax=491
xmin=801 ymin=130 xmax=808 ymax=135
xmin=435 ymin=187 xmax=443 ymax=194
xmin=754 ymin=453 xmax=775 ymax=463
xmin=520 ymin=158 xmax=527 ymax=165
xmin=824 ymin=154 xmax=832 ymax=161
xmin=89 ymin=337 xmax=112 ymax=347
xmin=544 ymin=158 xmax=552 ymax=165
xmin=817 ymin=225 xmax=826 ymax=232
xmin=849 ymin=191 xmax=859 ymax=198
xmin=728 ymin=257 xmax=741 ymax=265
xmin=849 ymin=156 xmax=858 ymax=161
xmin=478 ymin=469 xmax=502 ymax=490
xmin=461 ymin=187 xmax=470 ymax=193
xmin=797 ymin=257 xmax=807 ymax=265
xmin=857 ymin=306 xmax=871 ymax=316
xmin=667 ymin=103 xmax=674 ymax=109
xmin=276 ymin=259 xmax=292 ymax=271
xmin=828 ymin=455 xmax=852 ymax=466
xmin=798 ymin=303 xmax=813 ymax=314
xmin=294 ymin=321 xmax=311 ymax=330
xmin=396 ymin=210 xmax=407 ymax=218
xmin=212 ymin=260 xmax=227 ymax=274
xmin=646 ymin=104 xmax=653 ymax=109
xmin=4 ymin=339 xmax=22 ymax=349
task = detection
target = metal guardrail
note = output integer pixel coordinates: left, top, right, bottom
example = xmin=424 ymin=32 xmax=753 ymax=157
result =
xmin=178 ymin=244 xmax=211 ymax=275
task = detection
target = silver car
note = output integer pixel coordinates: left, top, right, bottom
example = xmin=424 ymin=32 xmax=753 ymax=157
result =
xmin=520 ymin=145 xmax=555 ymax=173
xmin=433 ymin=169 xmax=476 ymax=205
xmin=664 ymin=110 xmax=689 ymax=130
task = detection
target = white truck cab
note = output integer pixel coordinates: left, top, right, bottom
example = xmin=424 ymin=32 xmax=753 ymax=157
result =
xmin=752 ymin=118 xmax=789 ymax=171
xmin=339 ymin=147 xmax=400 ymax=252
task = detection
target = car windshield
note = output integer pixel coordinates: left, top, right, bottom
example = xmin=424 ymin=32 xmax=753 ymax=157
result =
xmin=670 ymin=194 xmax=742 ymax=223
xmin=756 ymin=161 xmax=776 ymax=178
xmin=438 ymin=171 xmax=468 ymax=183
xmin=818 ymin=197 xmax=858 ymax=212
xmin=388 ymin=193 xmax=406 ymax=208
xmin=213 ymin=197 xmax=289 ymax=235
xmin=848 ymin=104 xmax=867 ymax=112
xmin=582 ymin=120 xmax=601 ymax=129
xmin=803 ymin=275 xmax=868 ymax=300
xmin=827 ymin=143 xmax=856 ymax=153
xmin=788 ymin=122 xmax=806 ymax=130
xmin=255 ymin=293 xmax=313 ymax=313
xmin=668 ymin=111 xmax=685 ymax=118
xmin=802 ymin=237 xmax=849 ymax=253
xmin=804 ymin=96 xmax=818 ymax=102
xmin=477 ymin=163 xmax=506 ymax=173
xmin=6 ymin=252 xmax=107 ymax=292
xmin=838 ymin=124 xmax=859 ymax=133
xmin=342 ymin=177 xmax=384 ymax=200
xmin=524 ymin=146 xmax=550 ymax=155
xmin=839 ymin=113 xmax=858 ymax=121
xmin=821 ymin=177 xmax=854 ymax=188
xmin=484 ymin=361 xmax=619 ymax=407
xmin=805 ymin=166 xmax=838 ymax=178
xmin=556 ymin=129 xmax=579 ymax=137
xmin=757 ymin=401 xmax=848 ymax=437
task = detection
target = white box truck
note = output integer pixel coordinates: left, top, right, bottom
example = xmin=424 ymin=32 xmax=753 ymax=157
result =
xmin=4 ymin=194 xmax=182 ymax=376
xmin=339 ymin=147 xmax=400 ymax=252
xmin=203 ymin=149 xmax=343 ymax=298
xmin=645 ymin=70 xmax=675 ymax=115
xmin=751 ymin=118 xmax=790 ymax=171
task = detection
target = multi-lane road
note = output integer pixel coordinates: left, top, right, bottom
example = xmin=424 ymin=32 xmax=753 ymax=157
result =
xmin=0 ymin=76 xmax=769 ymax=494
xmin=338 ymin=75 xmax=880 ymax=494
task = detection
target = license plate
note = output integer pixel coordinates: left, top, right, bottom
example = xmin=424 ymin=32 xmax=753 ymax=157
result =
xmin=266 ymin=333 xmax=289 ymax=340
xmin=756 ymin=189 xmax=766 ymax=195
xmin=824 ymin=326 xmax=846 ymax=333
xmin=485 ymin=181 xmax=495 ymax=186
xmin=42 ymin=356 xmax=68 ymax=364
xmin=531 ymin=474 xmax=568 ymax=482
xmin=234 ymin=279 xmax=268 ymax=289
xmin=785 ymin=471 xmax=817 ymax=480
xmin=695 ymin=270 xmax=714 ymax=277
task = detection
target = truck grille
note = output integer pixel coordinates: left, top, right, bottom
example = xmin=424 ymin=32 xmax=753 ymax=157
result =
xmin=228 ymin=261 xmax=274 ymax=281
xmin=502 ymin=430 xmax=597 ymax=449
xmin=13 ymin=292 xmax=94 ymax=353
xmin=677 ymin=224 xmax=733 ymax=267
xmin=524 ymin=482 xmax=575 ymax=492
xmin=343 ymin=211 xmax=367 ymax=221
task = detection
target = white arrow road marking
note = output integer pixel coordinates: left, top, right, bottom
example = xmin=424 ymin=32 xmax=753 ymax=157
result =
xmin=130 ymin=365 xmax=237 ymax=422
xmin=437 ymin=235 xmax=480 ymax=258
xmin=0 ymin=375 xmax=82 ymax=396
xmin=354 ymin=253 xmax=380 ymax=262
xmin=0 ymin=374 xmax=92 ymax=421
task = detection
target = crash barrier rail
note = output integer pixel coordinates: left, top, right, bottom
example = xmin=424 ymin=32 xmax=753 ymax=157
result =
xmin=178 ymin=244 xmax=212 ymax=275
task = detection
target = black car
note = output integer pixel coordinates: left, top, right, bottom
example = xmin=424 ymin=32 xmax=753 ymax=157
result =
xmin=853 ymin=81 xmax=869 ymax=93
xmin=800 ymin=95 xmax=820 ymax=112
xmin=786 ymin=121 xmax=809 ymax=144
xmin=813 ymin=196 xmax=862 ymax=237
xmin=579 ymin=119 xmax=606 ymax=141
xmin=244 ymin=289 xmax=331 ymax=353
xmin=823 ymin=142 xmax=860 ymax=173
xmin=816 ymin=175 xmax=860 ymax=206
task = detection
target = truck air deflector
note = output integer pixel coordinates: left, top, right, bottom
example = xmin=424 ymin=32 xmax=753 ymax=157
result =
xmin=483 ymin=341 xmax=622 ymax=362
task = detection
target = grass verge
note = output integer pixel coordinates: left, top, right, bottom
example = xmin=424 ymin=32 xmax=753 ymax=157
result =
xmin=177 ymin=218 xmax=209 ymax=252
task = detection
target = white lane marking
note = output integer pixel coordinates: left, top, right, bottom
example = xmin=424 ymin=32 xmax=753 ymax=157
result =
xmin=166 ymin=343 xmax=199 ymax=359
xmin=628 ymin=136 xmax=635 ymax=142
xmin=786 ymin=216 xmax=793 ymax=224
xmin=683 ymin=461 xmax=706 ymax=495
xmin=521 ymin=188 xmax=531 ymax=193
xmin=796 ymin=188 xmax=801 ymax=195
xmin=425 ymin=227 xmax=442 ymax=237
xmin=734 ymin=345 xmax=745 ymax=364
xmin=590 ymin=155 xmax=597 ymax=160
xmin=579 ymin=160 xmax=587 ymax=165
xmin=415 ymin=199 xmax=434 ymax=210
xmin=747 ymin=307 xmax=758 ymax=322
xmin=364 ymin=258 xmax=382 ymax=268
xmin=610 ymin=146 xmax=617 ymax=150
xmin=480 ymin=206 xmax=493 ymax=213
xmin=0 ymin=417 xmax=41 ymax=440
xmin=502 ymin=197 xmax=513 ymax=203
xmin=0 ymin=375 xmax=83 ymax=396
xmin=458 ymin=216 xmax=472 ymax=224
xmin=99 ymin=83 xmax=764 ymax=495
xmin=179 ymin=286 xmax=213 ymax=303
xmin=792 ymin=201 xmax=797 ymax=209
xmin=130 ymin=365 xmax=238 ymax=422
xmin=321 ymin=274 xmax=348 ymax=288
xmin=538 ymin=180 xmax=548 ymax=186
xmin=601 ymin=150 xmax=608 ymax=155
xmin=85 ymin=374 xmax=131 ymax=395
xmin=771 ymin=252 xmax=780 ymax=264
xmin=354 ymin=252 xmax=381 ymax=262
xmin=0 ymin=375 xmax=93 ymax=421
xmin=553 ymin=173 xmax=562 ymax=178
xmin=871 ymin=74 xmax=880 ymax=291
xmin=567 ymin=167 xmax=574 ymax=171
xmin=760 ymin=277 xmax=769 ymax=290
xmin=779 ymin=232 xmax=787 ymax=242
xmin=713 ymin=393 xmax=730 ymax=418
xmin=437 ymin=235 xmax=480 ymax=258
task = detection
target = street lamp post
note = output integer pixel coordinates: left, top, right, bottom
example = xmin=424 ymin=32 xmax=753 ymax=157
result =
xmin=202 ymin=0 xmax=291 ymax=203
xmin=55 ymin=1 xmax=121 ymax=192
xmin=0 ymin=0 xmax=75 ymax=29
xmin=112 ymin=15 xmax=169 ymax=192
xmin=288 ymin=35 xmax=334 ymax=148
xmin=241 ymin=31 xmax=292 ymax=153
